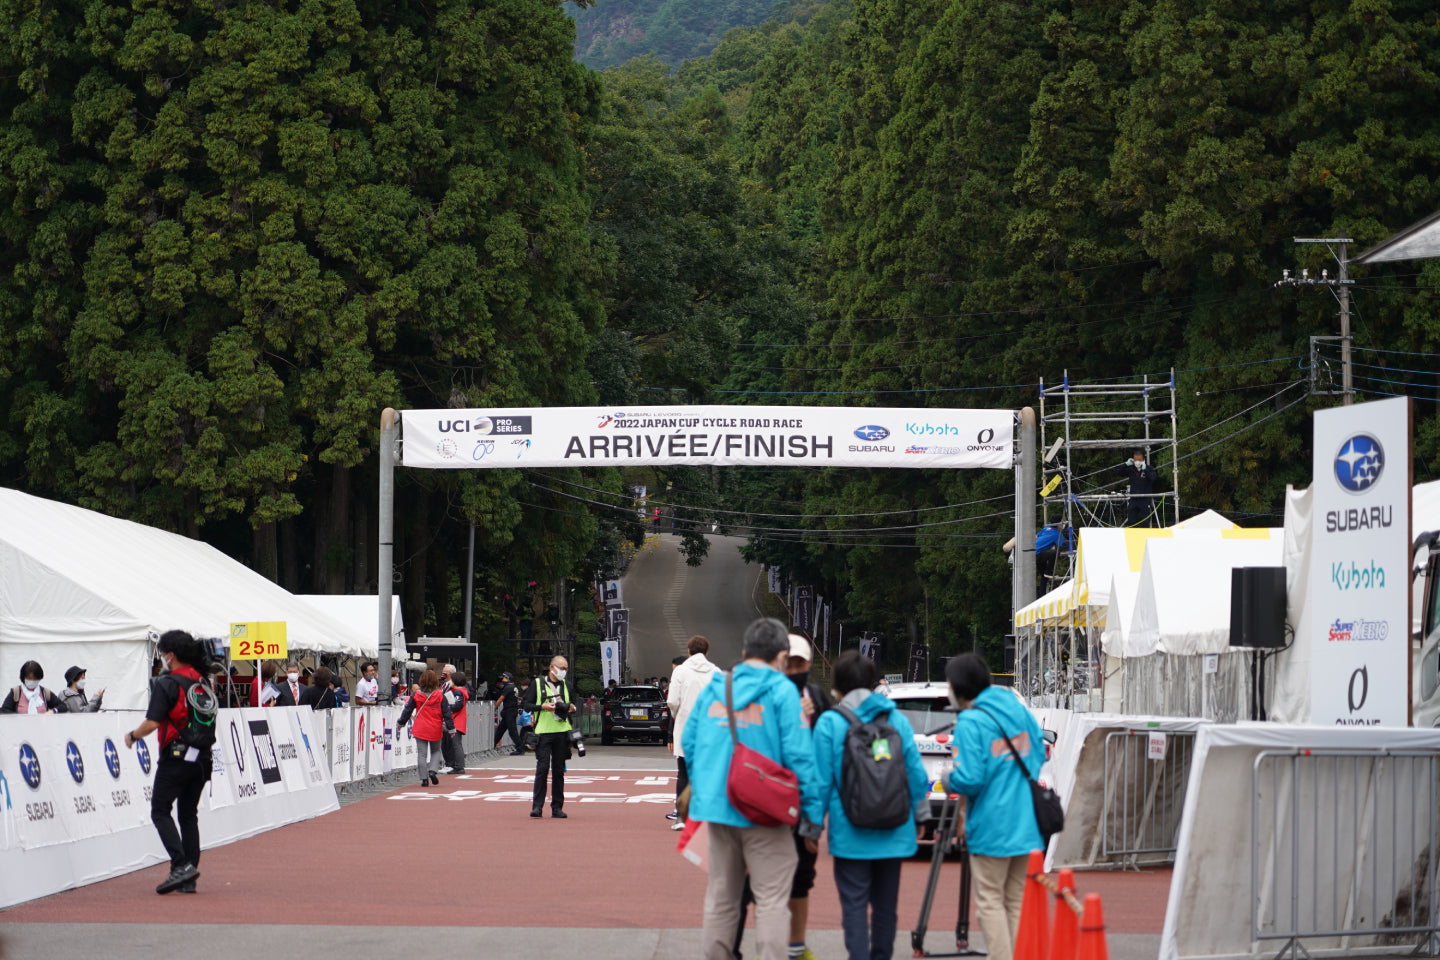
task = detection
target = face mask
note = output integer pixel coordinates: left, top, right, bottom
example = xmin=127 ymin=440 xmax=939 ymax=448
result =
xmin=76 ymin=680 xmax=86 ymax=691
xmin=948 ymin=691 xmax=963 ymax=710
xmin=23 ymin=679 xmax=38 ymax=691
xmin=288 ymin=672 xmax=299 ymax=682
xmin=789 ymin=670 xmax=810 ymax=691
xmin=554 ymin=668 xmax=567 ymax=681
xmin=1134 ymin=460 xmax=1145 ymax=469
xmin=160 ymin=657 xmax=173 ymax=675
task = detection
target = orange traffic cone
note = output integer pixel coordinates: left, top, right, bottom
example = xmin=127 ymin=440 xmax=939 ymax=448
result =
xmin=1048 ymin=869 xmax=1079 ymax=960
xmin=1013 ymin=849 xmax=1051 ymax=960
xmin=1077 ymin=894 xmax=1109 ymax=960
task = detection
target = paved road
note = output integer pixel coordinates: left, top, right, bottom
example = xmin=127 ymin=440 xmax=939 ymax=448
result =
xmin=1 ymin=744 xmax=1166 ymax=960
xmin=622 ymin=533 xmax=764 ymax=679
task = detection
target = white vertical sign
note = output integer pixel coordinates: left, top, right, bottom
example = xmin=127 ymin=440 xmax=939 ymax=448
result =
xmin=1309 ymin=396 xmax=1411 ymax=726
xmin=601 ymin=640 xmax=621 ymax=687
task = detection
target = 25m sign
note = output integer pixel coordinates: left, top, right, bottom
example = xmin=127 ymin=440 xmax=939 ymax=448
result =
xmin=230 ymin=621 xmax=288 ymax=659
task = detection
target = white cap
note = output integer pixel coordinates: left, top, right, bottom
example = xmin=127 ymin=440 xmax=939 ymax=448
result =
xmin=787 ymin=634 xmax=812 ymax=662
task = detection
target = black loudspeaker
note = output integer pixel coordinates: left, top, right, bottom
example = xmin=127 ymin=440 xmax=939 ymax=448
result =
xmin=1003 ymin=634 xmax=1017 ymax=673
xmin=1229 ymin=567 xmax=1287 ymax=648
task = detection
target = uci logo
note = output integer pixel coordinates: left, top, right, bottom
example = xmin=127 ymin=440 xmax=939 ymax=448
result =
xmin=18 ymin=743 xmax=41 ymax=789
xmin=66 ymin=741 xmax=84 ymax=784
xmin=1334 ymin=434 xmax=1383 ymax=493
xmin=1348 ymin=666 xmax=1369 ymax=713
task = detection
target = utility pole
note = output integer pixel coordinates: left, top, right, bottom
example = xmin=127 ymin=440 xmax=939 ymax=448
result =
xmin=1274 ymin=237 xmax=1354 ymax=405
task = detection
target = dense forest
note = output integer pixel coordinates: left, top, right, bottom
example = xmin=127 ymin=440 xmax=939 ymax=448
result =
xmin=2 ymin=0 xmax=1438 ymax=678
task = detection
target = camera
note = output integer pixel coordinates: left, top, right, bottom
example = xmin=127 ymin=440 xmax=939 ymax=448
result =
xmin=568 ymin=727 xmax=586 ymax=757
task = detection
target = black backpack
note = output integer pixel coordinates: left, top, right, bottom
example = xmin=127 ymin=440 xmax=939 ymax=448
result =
xmin=172 ymin=674 xmax=219 ymax=749
xmin=835 ymin=704 xmax=912 ymax=830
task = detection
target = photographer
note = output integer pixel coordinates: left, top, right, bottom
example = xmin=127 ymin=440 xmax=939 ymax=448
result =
xmin=524 ymin=656 xmax=578 ymax=818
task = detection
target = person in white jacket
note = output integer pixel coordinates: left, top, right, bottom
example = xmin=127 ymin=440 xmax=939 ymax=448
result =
xmin=667 ymin=635 xmax=717 ymax=830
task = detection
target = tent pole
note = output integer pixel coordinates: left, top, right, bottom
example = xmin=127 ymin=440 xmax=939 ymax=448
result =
xmin=1013 ymin=407 xmax=1037 ymax=634
xmin=378 ymin=408 xmax=398 ymax=702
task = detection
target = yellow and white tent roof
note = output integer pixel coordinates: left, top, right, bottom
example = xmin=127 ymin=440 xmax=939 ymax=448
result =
xmin=1071 ymin=524 xmax=1282 ymax=611
xmin=1014 ymin=579 xmax=1075 ymax=627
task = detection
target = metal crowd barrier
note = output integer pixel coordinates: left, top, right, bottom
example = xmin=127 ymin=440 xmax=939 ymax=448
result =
xmin=1100 ymin=729 xmax=1196 ymax=867
xmin=1252 ymin=748 xmax=1440 ymax=958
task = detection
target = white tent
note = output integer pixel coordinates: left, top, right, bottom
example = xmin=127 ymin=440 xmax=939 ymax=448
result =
xmin=1014 ymin=579 xmax=1076 ymax=628
xmin=1127 ymin=535 xmax=1284 ymax=657
xmin=1100 ymin=571 xmax=1143 ymax=656
xmin=0 ymin=488 xmax=370 ymax=709
xmin=296 ymin=595 xmax=407 ymax=661
xmin=1171 ymin=509 xmax=1238 ymax=530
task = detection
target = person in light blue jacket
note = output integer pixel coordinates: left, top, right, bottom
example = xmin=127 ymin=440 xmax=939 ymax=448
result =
xmin=813 ymin=651 xmax=930 ymax=960
xmin=682 ymin=618 xmax=825 ymax=960
xmin=946 ymin=653 xmax=1044 ymax=960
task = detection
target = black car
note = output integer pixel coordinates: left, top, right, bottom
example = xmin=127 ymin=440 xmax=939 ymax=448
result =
xmin=601 ymin=685 xmax=672 ymax=745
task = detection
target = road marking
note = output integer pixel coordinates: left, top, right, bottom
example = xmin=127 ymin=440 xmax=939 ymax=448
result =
xmin=386 ymin=773 xmax=678 ymax=803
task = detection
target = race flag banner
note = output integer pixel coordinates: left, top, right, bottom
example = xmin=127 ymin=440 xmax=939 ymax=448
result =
xmin=1308 ymin=396 xmax=1411 ymax=726
xmin=398 ymin=406 xmax=1013 ymax=470
xmin=601 ymin=641 xmax=621 ymax=688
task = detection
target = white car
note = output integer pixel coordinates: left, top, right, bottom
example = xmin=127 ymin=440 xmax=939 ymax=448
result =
xmin=883 ymin=681 xmax=1056 ymax=836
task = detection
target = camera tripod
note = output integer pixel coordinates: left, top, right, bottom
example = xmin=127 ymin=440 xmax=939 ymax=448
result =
xmin=911 ymin=796 xmax=985 ymax=958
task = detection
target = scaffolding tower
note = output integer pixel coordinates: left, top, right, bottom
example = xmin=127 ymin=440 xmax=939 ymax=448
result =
xmin=1038 ymin=370 xmax=1181 ymax=582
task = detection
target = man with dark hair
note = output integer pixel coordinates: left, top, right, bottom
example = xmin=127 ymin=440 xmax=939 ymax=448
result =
xmin=493 ymin=671 xmax=523 ymax=756
xmin=1119 ymin=449 xmax=1159 ymax=527
xmin=274 ymin=662 xmax=303 ymax=706
xmin=944 ymin=653 xmax=1045 ymax=960
xmin=355 ymin=661 xmax=380 ymax=705
xmin=683 ymin=618 xmax=824 ymax=960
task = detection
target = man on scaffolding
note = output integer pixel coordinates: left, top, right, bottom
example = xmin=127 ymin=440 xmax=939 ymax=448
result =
xmin=1120 ymin=449 xmax=1160 ymax=527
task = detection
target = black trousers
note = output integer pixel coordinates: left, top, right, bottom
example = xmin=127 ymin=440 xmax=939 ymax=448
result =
xmin=532 ymin=732 xmax=568 ymax=810
xmin=500 ymin=709 xmax=522 ymax=752
xmin=443 ymin=729 xmax=466 ymax=772
xmin=151 ymin=757 xmax=208 ymax=869
xmin=676 ymin=755 xmax=689 ymax=801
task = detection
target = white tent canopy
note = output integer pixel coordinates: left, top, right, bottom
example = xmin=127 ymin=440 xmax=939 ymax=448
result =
xmin=1014 ymin=579 xmax=1076 ymax=628
xmin=0 ymin=488 xmax=372 ymax=709
xmin=1100 ymin=571 xmax=1144 ymax=656
xmin=296 ymin=595 xmax=406 ymax=661
xmin=1127 ymin=535 xmax=1284 ymax=657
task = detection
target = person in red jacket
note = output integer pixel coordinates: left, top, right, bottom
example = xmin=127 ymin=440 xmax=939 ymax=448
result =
xmin=396 ymin=669 xmax=454 ymax=787
xmin=442 ymin=671 xmax=470 ymax=773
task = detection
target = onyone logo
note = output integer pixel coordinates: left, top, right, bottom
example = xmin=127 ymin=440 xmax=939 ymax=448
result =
xmin=1334 ymin=434 xmax=1384 ymax=493
xmin=1348 ymin=666 xmax=1369 ymax=713
xmin=854 ymin=425 xmax=890 ymax=442
xmin=977 ymin=428 xmax=995 ymax=444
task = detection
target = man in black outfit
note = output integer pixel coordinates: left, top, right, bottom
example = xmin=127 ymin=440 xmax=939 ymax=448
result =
xmin=493 ymin=671 xmax=524 ymax=755
xmin=1120 ymin=449 xmax=1160 ymax=527
xmin=125 ymin=630 xmax=214 ymax=895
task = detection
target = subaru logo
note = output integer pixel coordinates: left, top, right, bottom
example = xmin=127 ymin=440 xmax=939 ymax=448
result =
xmin=104 ymin=739 xmax=122 ymax=779
xmin=1335 ymin=434 xmax=1384 ymax=493
xmin=66 ymin=741 xmax=85 ymax=784
xmin=136 ymin=739 xmax=151 ymax=774
xmin=19 ymin=743 xmax=41 ymax=789
xmin=854 ymin=425 xmax=890 ymax=442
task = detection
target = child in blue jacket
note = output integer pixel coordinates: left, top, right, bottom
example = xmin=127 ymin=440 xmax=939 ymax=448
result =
xmin=813 ymin=651 xmax=930 ymax=960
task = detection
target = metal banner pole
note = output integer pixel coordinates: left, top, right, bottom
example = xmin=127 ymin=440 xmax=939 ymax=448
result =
xmin=378 ymin=407 xmax=398 ymax=701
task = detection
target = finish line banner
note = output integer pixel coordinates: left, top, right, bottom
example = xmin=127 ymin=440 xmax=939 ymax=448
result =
xmin=399 ymin=406 xmax=1013 ymax=470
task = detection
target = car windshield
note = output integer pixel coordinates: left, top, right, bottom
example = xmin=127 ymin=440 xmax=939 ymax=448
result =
xmin=611 ymin=687 xmax=661 ymax=703
xmin=892 ymin=697 xmax=958 ymax=736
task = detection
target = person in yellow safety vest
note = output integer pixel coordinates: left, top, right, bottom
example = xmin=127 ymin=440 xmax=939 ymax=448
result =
xmin=524 ymin=655 xmax=577 ymax=819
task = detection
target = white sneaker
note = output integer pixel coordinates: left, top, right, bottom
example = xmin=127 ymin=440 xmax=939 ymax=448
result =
xmin=670 ymin=819 xmax=685 ymax=831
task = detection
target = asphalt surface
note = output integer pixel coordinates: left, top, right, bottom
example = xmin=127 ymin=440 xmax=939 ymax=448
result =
xmin=622 ymin=532 xmax=763 ymax=679
xmin=1 ymin=745 xmax=1168 ymax=960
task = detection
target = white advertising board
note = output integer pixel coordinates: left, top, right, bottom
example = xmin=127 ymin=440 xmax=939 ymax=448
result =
xmin=1309 ymin=396 xmax=1412 ymax=725
xmin=398 ymin=405 xmax=1014 ymax=471
xmin=0 ymin=708 xmax=337 ymax=908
